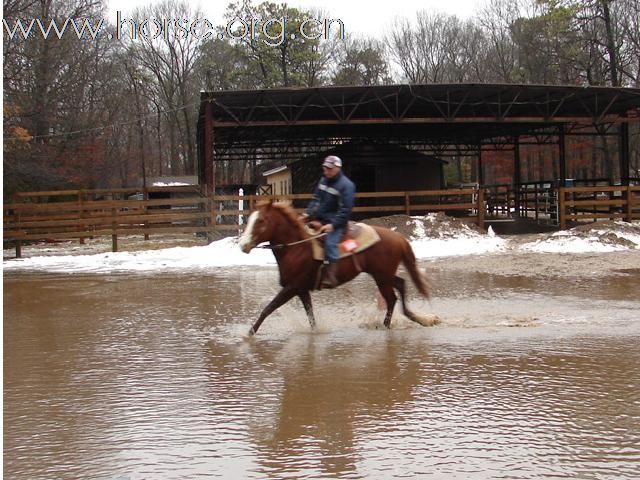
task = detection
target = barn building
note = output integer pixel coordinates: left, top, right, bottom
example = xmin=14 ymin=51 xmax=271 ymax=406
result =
xmin=197 ymin=84 xmax=640 ymax=224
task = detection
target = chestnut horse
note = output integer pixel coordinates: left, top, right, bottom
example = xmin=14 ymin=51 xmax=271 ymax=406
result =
xmin=239 ymin=201 xmax=438 ymax=336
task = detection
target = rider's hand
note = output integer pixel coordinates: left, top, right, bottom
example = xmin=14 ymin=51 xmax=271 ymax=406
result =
xmin=320 ymin=224 xmax=334 ymax=233
xmin=299 ymin=212 xmax=309 ymax=222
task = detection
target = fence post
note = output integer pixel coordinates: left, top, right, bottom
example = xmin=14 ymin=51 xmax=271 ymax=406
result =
xmin=558 ymin=187 xmax=566 ymax=229
xmin=79 ymin=190 xmax=85 ymax=245
xmin=15 ymin=202 xmax=22 ymax=258
xmin=626 ymin=185 xmax=633 ymax=223
xmin=111 ymin=207 xmax=118 ymax=252
xmin=210 ymin=193 xmax=217 ymax=236
xmin=404 ymin=192 xmax=410 ymax=215
xmin=202 ymin=185 xmax=210 ymax=240
xmin=143 ymin=187 xmax=150 ymax=241
xmin=238 ymin=188 xmax=244 ymax=235
xmin=477 ymin=187 xmax=485 ymax=230
xmin=533 ymin=184 xmax=538 ymax=221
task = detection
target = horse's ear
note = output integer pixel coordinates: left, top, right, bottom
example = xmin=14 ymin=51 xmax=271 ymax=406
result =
xmin=256 ymin=199 xmax=273 ymax=208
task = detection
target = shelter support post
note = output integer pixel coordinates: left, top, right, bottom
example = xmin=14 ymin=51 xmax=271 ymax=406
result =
xmin=619 ymin=122 xmax=630 ymax=186
xmin=477 ymin=187 xmax=485 ymax=230
xmin=477 ymin=144 xmax=484 ymax=186
xmin=558 ymin=187 xmax=566 ymax=229
xmin=559 ymin=125 xmax=567 ymax=185
xmin=513 ymin=136 xmax=521 ymax=217
xmin=204 ymin=101 xmax=215 ymax=193
xmin=558 ymin=125 xmax=568 ymax=229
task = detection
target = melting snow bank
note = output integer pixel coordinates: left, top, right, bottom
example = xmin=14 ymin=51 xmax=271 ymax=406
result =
xmin=3 ymin=237 xmax=275 ymax=274
xmin=402 ymin=214 xmax=505 ymax=258
xmin=521 ymin=220 xmax=640 ymax=253
xmin=3 ymin=216 xmax=639 ymax=274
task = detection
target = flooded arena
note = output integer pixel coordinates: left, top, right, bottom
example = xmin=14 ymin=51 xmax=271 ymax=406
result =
xmin=4 ymin=248 xmax=640 ymax=479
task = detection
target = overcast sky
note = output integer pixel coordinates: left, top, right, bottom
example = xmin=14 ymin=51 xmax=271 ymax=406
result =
xmin=106 ymin=0 xmax=485 ymax=38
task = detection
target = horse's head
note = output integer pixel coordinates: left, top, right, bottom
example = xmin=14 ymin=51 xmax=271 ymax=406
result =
xmin=239 ymin=203 xmax=270 ymax=253
xmin=239 ymin=201 xmax=306 ymax=253
xmin=240 ymin=200 xmax=293 ymax=253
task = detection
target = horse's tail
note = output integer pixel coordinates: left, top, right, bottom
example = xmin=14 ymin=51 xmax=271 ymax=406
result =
xmin=401 ymin=238 xmax=430 ymax=299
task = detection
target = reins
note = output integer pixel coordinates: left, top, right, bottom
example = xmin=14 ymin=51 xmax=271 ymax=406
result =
xmin=256 ymin=232 xmax=327 ymax=250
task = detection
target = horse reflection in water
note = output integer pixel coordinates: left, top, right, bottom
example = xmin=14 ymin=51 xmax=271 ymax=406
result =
xmin=205 ymin=335 xmax=426 ymax=478
xmin=239 ymin=201 xmax=438 ymax=335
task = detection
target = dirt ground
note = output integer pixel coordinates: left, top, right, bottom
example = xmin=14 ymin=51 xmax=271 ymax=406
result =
xmin=426 ymin=250 xmax=640 ymax=279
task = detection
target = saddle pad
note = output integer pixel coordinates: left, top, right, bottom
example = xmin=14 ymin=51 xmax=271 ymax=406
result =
xmin=305 ymin=223 xmax=381 ymax=261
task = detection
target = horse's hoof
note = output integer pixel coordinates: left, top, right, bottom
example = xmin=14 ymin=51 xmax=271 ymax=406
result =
xmin=416 ymin=314 xmax=440 ymax=327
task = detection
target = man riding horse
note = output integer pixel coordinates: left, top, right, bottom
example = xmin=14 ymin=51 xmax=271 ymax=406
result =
xmin=301 ymin=155 xmax=356 ymax=289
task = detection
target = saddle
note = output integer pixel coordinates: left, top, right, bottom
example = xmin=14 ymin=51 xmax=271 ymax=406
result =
xmin=305 ymin=221 xmax=381 ymax=261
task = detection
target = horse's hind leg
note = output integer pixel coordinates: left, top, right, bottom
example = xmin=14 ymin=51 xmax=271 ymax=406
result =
xmin=375 ymin=281 xmax=397 ymax=328
xmin=393 ymin=276 xmax=417 ymax=322
xmin=298 ymin=291 xmax=316 ymax=330
xmin=393 ymin=276 xmax=439 ymax=327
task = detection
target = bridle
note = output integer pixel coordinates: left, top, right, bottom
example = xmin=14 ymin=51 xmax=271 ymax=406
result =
xmin=256 ymin=232 xmax=327 ymax=250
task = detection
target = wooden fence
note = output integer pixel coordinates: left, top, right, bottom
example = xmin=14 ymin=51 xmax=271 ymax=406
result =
xmin=4 ymin=184 xmax=639 ymax=258
xmin=214 ymin=188 xmax=483 ymax=227
xmin=480 ymin=182 xmax=640 ymax=227
xmin=3 ymin=187 xmax=210 ymax=257
xmin=4 ymin=187 xmax=482 ymax=258
xmin=558 ymin=185 xmax=640 ymax=229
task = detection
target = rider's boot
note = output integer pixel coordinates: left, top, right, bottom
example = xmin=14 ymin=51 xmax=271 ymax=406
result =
xmin=321 ymin=262 xmax=339 ymax=289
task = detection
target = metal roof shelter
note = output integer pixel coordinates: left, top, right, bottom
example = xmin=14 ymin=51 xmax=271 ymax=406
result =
xmin=197 ymin=83 xmax=640 ymax=191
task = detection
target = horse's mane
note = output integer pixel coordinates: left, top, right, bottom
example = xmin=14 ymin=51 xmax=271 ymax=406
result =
xmin=259 ymin=201 xmax=310 ymax=239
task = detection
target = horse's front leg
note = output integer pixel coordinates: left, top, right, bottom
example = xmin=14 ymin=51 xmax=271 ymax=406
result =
xmin=376 ymin=282 xmax=397 ymax=328
xmin=298 ymin=291 xmax=316 ymax=330
xmin=249 ymin=286 xmax=298 ymax=336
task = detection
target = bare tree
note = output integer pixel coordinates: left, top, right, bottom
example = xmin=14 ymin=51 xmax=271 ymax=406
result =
xmin=127 ymin=0 xmax=202 ymax=176
xmin=331 ymin=36 xmax=392 ymax=86
xmin=477 ymin=0 xmax=523 ymax=82
xmin=387 ymin=12 xmax=458 ymax=83
xmin=388 ymin=11 xmax=496 ymax=83
xmin=615 ymin=0 xmax=640 ymax=86
xmin=618 ymin=0 xmax=640 ymax=86
xmin=3 ymin=0 xmax=127 ymax=194
xmin=387 ymin=16 xmax=424 ymax=83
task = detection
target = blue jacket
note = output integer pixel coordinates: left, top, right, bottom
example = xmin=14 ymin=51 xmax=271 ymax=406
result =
xmin=305 ymin=172 xmax=356 ymax=230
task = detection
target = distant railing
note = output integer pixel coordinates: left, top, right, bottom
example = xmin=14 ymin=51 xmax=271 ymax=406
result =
xmin=213 ymin=188 xmax=483 ymax=229
xmin=558 ymin=185 xmax=640 ymax=229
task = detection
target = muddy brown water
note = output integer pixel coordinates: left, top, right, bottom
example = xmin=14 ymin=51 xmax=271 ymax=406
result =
xmin=4 ymin=264 xmax=640 ymax=479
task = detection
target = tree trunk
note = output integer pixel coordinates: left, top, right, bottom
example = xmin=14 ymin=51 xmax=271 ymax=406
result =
xmin=600 ymin=0 xmax=620 ymax=86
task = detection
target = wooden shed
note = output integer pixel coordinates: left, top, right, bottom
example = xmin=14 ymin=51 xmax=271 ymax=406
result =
xmin=262 ymin=165 xmax=291 ymax=195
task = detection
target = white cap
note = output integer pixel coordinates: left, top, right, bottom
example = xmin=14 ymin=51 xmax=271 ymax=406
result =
xmin=322 ymin=155 xmax=342 ymax=168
